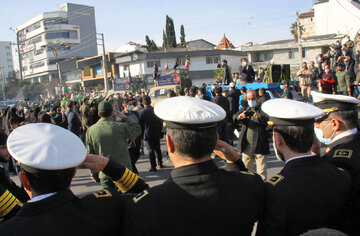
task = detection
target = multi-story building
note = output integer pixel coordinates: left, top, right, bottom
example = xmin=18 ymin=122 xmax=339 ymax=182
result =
xmin=16 ymin=3 xmax=97 ymax=83
xmin=0 ymin=41 xmax=14 ymax=88
xmin=299 ymin=11 xmax=316 ymax=38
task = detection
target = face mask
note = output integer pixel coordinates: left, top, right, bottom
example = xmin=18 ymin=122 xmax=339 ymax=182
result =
xmin=325 ymin=69 xmax=330 ymax=73
xmin=314 ymin=120 xmax=335 ymax=145
xmin=280 ymin=85 xmax=285 ymax=90
xmin=242 ymin=62 xmax=247 ymax=67
xmin=222 ymin=93 xmax=226 ymax=97
xmin=248 ymin=100 xmax=256 ymax=107
xmin=273 ymin=134 xmax=285 ymax=162
xmin=128 ymin=105 xmax=134 ymax=111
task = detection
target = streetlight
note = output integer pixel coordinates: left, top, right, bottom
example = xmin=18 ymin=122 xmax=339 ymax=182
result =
xmin=9 ymin=27 xmax=23 ymax=80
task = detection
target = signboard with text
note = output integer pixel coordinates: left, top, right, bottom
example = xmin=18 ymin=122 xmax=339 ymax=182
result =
xmin=158 ymin=75 xmax=175 ymax=86
xmin=114 ymin=83 xmax=130 ymax=91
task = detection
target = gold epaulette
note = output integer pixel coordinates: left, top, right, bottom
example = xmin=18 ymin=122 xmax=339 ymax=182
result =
xmin=266 ymin=174 xmax=284 ymax=186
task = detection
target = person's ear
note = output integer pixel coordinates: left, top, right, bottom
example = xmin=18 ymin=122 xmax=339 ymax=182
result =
xmin=274 ymin=131 xmax=284 ymax=147
xmin=331 ymin=118 xmax=341 ymax=131
xmin=166 ymin=134 xmax=175 ymax=153
xmin=19 ymin=171 xmax=31 ymax=192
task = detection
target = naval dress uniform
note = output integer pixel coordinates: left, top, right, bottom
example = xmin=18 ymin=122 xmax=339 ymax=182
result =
xmin=256 ymin=99 xmax=351 ymax=236
xmin=122 ymin=96 xmax=266 ymax=236
xmin=312 ymin=91 xmax=360 ymax=235
xmin=0 ymin=123 xmax=148 ymax=235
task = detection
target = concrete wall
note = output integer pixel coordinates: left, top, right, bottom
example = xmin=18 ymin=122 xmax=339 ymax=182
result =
xmin=314 ymin=0 xmax=360 ymax=36
xmin=0 ymin=41 xmax=14 ymax=83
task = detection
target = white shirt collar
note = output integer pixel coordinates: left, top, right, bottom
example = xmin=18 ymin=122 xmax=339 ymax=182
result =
xmin=29 ymin=192 xmax=57 ymax=203
xmin=331 ymin=128 xmax=358 ymax=144
xmin=285 ymin=154 xmax=315 ymax=164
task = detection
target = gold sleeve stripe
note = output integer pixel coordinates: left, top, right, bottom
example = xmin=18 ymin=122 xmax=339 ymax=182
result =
xmin=123 ymin=173 xmax=136 ymax=188
xmin=113 ymin=173 xmax=140 ymax=193
xmin=0 ymin=191 xmax=12 ymax=207
xmin=121 ymin=171 xmax=133 ymax=187
xmin=0 ymin=190 xmax=10 ymax=203
xmin=0 ymin=199 xmax=22 ymax=218
xmin=118 ymin=169 xmax=130 ymax=182
xmin=0 ymin=195 xmax=16 ymax=217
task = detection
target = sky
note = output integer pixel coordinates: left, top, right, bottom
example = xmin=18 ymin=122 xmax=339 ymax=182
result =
xmin=1 ymin=0 xmax=314 ymax=69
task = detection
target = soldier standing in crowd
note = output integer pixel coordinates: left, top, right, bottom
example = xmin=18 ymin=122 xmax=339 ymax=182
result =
xmin=257 ymin=98 xmax=351 ymax=236
xmin=123 ymin=96 xmax=265 ymax=236
xmin=86 ymin=101 xmax=141 ymax=190
xmin=297 ymin=62 xmax=314 ymax=101
xmin=312 ymin=91 xmax=360 ymax=235
xmin=80 ymin=97 xmax=92 ymax=142
xmin=335 ymin=64 xmax=351 ymax=95
xmin=219 ymin=59 xmax=232 ymax=85
xmin=239 ymin=58 xmax=255 ymax=84
xmin=0 ymin=123 xmax=148 ymax=234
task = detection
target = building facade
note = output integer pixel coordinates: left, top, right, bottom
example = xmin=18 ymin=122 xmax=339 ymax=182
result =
xmin=299 ymin=11 xmax=316 ymax=38
xmin=241 ymin=34 xmax=342 ymax=72
xmin=16 ymin=3 xmax=98 ymax=83
xmin=115 ymin=49 xmax=246 ymax=86
xmin=0 ymin=41 xmax=14 ymax=88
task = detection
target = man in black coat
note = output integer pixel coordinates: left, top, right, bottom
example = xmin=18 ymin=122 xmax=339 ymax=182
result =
xmin=122 ymin=96 xmax=265 ymax=236
xmin=65 ymin=100 xmax=81 ymax=136
xmin=312 ymin=91 xmax=360 ymax=235
xmin=138 ymin=96 xmax=164 ymax=171
xmin=212 ymin=87 xmax=230 ymax=144
xmin=256 ymin=98 xmax=351 ymax=236
xmin=220 ymin=59 xmax=232 ymax=85
xmin=0 ymin=123 xmax=148 ymax=235
xmin=233 ymin=90 xmax=269 ymax=180
xmin=239 ymin=58 xmax=255 ymax=83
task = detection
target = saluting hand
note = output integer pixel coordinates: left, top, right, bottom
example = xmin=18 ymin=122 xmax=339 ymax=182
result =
xmin=214 ymin=140 xmax=240 ymax=163
xmin=79 ymin=154 xmax=109 ymax=172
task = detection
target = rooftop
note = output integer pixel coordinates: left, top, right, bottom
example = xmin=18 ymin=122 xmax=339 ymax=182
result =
xmin=299 ymin=11 xmax=314 ymax=18
xmin=216 ymin=34 xmax=235 ymax=49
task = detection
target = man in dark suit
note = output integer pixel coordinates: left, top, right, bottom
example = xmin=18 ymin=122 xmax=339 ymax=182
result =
xmin=220 ymin=59 xmax=232 ymax=85
xmin=138 ymin=96 xmax=164 ymax=171
xmin=257 ymin=98 xmax=351 ymax=236
xmin=0 ymin=123 xmax=148 ymax=235
xmin=239 ymin=58 xmax=255 ymax=83
xmin=122 ymin=96 xmax=265 ymax=236
xmin=212 ymin=86 xmax=230 ymax=144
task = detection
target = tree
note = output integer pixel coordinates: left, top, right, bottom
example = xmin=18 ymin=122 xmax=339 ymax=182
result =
xmin=290 ymin=21 xmax=304 ymax=41
xmin=180 ymin=24 xmax=186 ymax=46
xmin=165 ymin=15 xmax=177 ymax=48
xmin=150 ymin=40 xmax=158 ymax=51
xmin=145 ymin=35 xmax=152 ymax=50
xmin=162 ymin=30 xmax=167 ymax=48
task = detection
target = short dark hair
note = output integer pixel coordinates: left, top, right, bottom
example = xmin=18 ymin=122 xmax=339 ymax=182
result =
xmin=215 ymin=87 xmax=222 ymax=94
xmin=222 ymin=59 xmax=227 ymax=64
xmin=190 ymin=86 xmax=197 ymax=95
xmin=275 ymin=124 xmax=314 ymax=153
xmin=167 ymin=127 xmax=217 ymax=159
xmin=199 ymin=88 xmax=207 ymax=95
xmin=331 ymin=110 xmax=358 ymax=128
xmin=98 ymin=110 xmax=112 ymax=118
xmin=22 ymin=168 xmax=74 ymax=195
xmin=167 ymin=90 xmax=177 ymax=97
xmin=142 ymin=96 xmax=151 ymax=105
xmin=240 ymin=87 xmax=247 ymax=93
xmin=38 ymin=113 xmax=53 ymax=124
xmin=259 ymin=88 xmax=266 ymax=94
xmin=0 ymin=131 xmax=8 ymax=146
xmin=67 ymin=101 xmax=74 ymax=108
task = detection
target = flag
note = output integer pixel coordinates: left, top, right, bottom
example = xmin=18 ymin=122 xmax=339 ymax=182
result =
xmin=165 ymin=61 xmax=169 ymax=70
xmin=184 ymin=55 xmax=190 ymax=69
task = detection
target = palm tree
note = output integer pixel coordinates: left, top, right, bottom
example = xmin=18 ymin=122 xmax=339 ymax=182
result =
xmin=290 ymin=21 xmax=304 ymax=41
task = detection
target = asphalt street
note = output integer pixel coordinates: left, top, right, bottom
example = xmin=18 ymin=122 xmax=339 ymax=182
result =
xmin=10 ymin=139 xmax=284 ymax=197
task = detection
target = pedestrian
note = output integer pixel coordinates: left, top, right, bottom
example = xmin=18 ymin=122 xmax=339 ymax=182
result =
xmin=122 ymin=96 xmax=265 ymax=236
xmin=233 ymin=90 xmax=269 ymax=180
xmin=212 ymin=86 xmax=230 ymax=144
xmin=312 ymin=91 xmax=360 ymax=235
xmin=0 ymin=123 xmax=147 ymax=235
xmin=66 ymin=101 xmax=81 ymax=136
xmin=138 ymin=96 xmax=164 ymax=171
xmin=86 ymin=101 xmax=141 ymax=190
xmin=239 ymin=58 xmax=255 ymax=83
xmin=335 ymin=64 xmax=351 ymax=95
xmin=80 ymin=97 xmax=92 ymax=142
xmin=220 ymin=59 xmax=232 ymax=85
xmin=257 ymin=98 xmax=351 ymax=236
xmin=280 ymin=80 xmax=294 ymax=99
xmin=320 ymin=64 xmax=336 ymax=94
xmin=297 ymin=62 xmax=314 ymax=101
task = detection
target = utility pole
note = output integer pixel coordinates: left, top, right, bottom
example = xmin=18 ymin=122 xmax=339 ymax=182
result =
xmin=97 ymin=33 xmax=109 ymax=93
xmin=9 ymin=27 xmax=23 ymax=80
xmin=296 ymin=12 xmax=303 ymax=68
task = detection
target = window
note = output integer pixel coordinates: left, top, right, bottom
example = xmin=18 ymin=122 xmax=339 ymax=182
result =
xmin=311 ymin=17 xmax=314 ymax=22
xmin=8 ymin=65 xmax=12 ymax=69
xmin=84 ymin=67 xmax=91 ymax=76
xmin=289 ymin=49 xmax=297 ymax=59
xmin=5 ymin=46 xmax=10 ymax=50
xmin=147 ymin=61 xmax=161 ymax=68
xmin=22 ymin=66 xmax=28 ymax=71
xmin=25 ymin=22 xmax=41 ymax=33
xmin=6 ymin=52 xmax=11 ymax=56
xmin=304 ymin=27 xmax=308 ymax=32
xmin=206 ymin=56 xmax=220 ymax=64
xmin=123 ymin=64 xmax=130 ymax=71
xmin=30 ymin=61 xmax=45 ymax=69
xmin=44 ymin=18 xmax=68 ymax=25
xmin=34 ymin=49 xmax=44 ymax=56
xmin=179 ymin=58 xmax=185 ymax=66
xmin=45 ymin=32 xmax=70 ymax=39
xmin=302 ymin=48 xmax=309 ymax=58
xmin=28 ymin=36 xmax=42 ymax=44
xmin=303 ymin=19 xmax=308 ymax=23
xmin=7 ymin=59 xmax=12 ymax=63
xmin=311 ymin=26 xmax=316 ymax=31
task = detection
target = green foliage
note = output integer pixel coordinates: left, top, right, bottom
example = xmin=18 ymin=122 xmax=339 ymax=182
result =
xmin=290 ymin=21 xmax=304 ymax=41
xmin=180 ymin=24 xmax=186 ymax=46
xmin=165 ymin=15 xmax=177 ymax=48
xmin=213 ymin=68 xmax=223 ymax=79
xmin=162 ymin=30 xmax=167 ymax=49
xmin=146 ymin=35 xmax=158 ymax=51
